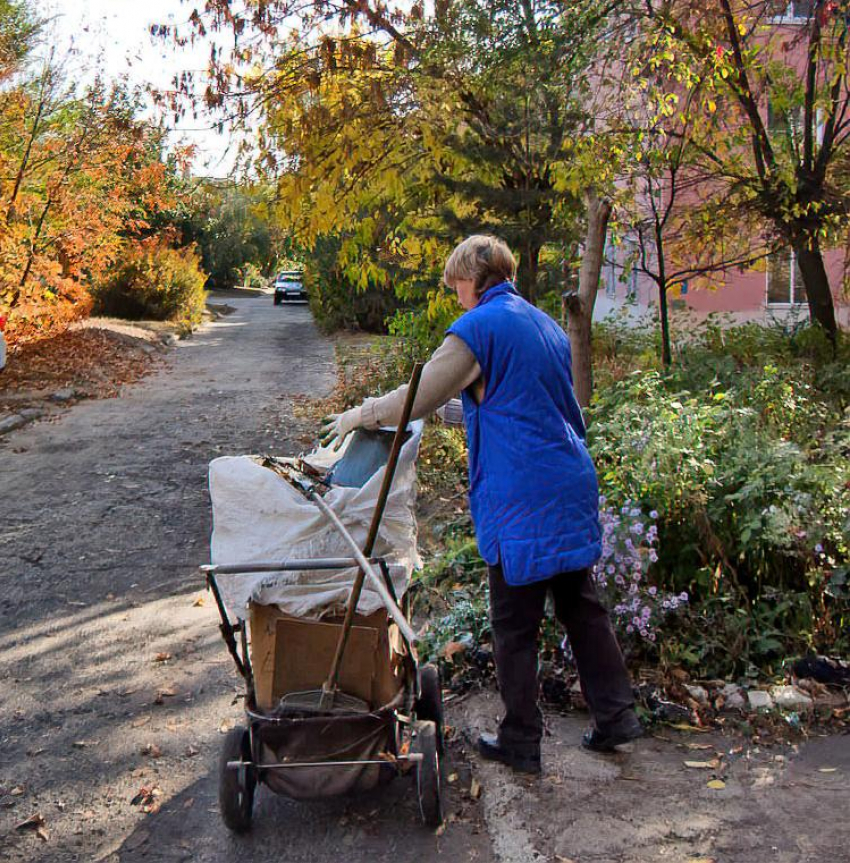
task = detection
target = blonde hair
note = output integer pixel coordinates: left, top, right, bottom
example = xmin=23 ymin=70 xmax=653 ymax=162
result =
xmin=443 ymin=235 xmax=517 ymax=296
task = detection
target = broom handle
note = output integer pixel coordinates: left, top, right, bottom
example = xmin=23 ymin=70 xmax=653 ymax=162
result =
xmin=323 ymin=362 xmax=424 ymax=695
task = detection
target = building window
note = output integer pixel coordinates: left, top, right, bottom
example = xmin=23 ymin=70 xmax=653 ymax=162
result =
xmin=768 ymin=1 xmax=814 ymax=21
xmin=767 ymin=99 xmax=804 ymax=149
xmin=767 ymin=249 xmax=808 ymax=306
xmin=627 ymin=263 xmax=638 ymax=299
xmin=603 ymin=241 xmax=617 ymax=298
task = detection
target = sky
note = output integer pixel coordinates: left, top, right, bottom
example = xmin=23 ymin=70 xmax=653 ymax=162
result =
xmin=40 ymin=0 xmax=239 ymax=176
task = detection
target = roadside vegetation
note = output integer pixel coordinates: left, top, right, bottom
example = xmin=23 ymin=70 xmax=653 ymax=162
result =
xmin=0 ymin=2 xmax=283 ymax=351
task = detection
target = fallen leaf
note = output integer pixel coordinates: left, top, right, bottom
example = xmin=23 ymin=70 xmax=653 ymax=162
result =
xmin=442 ymin=641 xmax=466 ymax=662
xmin=16 ymin=812 xmax=48 ymax=841
xmin=131 ymin=715 xmax=151 ymax=729
xmin=684 ymin=760 xmax=719 ymax=769
xmin=706 ymin=779 xmax=726 ymax=790
xmin=185 ymin=745 xmax=200 ymax=757
xmin=469 ymin=778 xmax=482 ymax=799
xmin=668 ymin=723 xmax=710 ymax=733
xmin=183 ymin=797 xmax=194 ymax=809
xmin=684 ymin=743 xmax=714 ymax=751
xmin=10 ymin=786 xmax=25 ymax=796
xmin=153 ymin=652 xmax=172 ymax=663
xmin=818 ymin=767 xmax=837 ymax=773
xmin=192 ymin=594 xmax=206 ymax=607
xmin=555 ymin=857 xmax=577 ymax=863
xmin=447 ymin=772 xmax=458 ymax=784
xmin=435 ymin=823 xmax=446 ymax=837
xmin=219 ymin=720 xmax=231 ymax=734
xmin=153 ymin=687 xmax=177 ymax=705
xmin=130 ymin=786 xmax=163 ymax=814
xmin=72 ymin=740 xmax=97 ymax=749
xmin=141 ymin=743 xmax=162 ymax=758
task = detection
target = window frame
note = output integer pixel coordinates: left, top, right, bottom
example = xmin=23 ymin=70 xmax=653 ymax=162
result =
xmin=768 ymin=1 xmax=815 ymax=23
xmin=766 ymin=248 xmax=807 ymax=307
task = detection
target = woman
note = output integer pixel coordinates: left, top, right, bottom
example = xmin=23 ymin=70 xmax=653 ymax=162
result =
xmin=322 ymin=235 xmax=641 ymax=773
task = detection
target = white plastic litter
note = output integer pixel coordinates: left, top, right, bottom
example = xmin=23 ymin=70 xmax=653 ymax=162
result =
xmin=209 ymin=422 xmax=423 ymax=621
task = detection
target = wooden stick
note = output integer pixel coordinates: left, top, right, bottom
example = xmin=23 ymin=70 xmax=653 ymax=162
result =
xmin=321 ymin=363 xmax=424 ymax=705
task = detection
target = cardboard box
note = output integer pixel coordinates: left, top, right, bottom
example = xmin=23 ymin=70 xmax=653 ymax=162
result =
xmin=249 ymin=603 xmax=402 ymax=711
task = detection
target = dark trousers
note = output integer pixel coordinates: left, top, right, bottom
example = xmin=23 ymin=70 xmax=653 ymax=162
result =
xmin=488 ymin=562 xmax=635 ymax=748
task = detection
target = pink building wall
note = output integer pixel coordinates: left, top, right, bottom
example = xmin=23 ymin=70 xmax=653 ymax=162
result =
xmin=683 ymin=248 xmax=848 ymax=326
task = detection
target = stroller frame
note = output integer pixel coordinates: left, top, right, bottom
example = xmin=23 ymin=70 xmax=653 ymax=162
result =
xmin=202 ymin=364 xmax=445 ymax=831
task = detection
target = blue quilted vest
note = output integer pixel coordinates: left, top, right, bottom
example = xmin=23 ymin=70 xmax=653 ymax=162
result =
xmin=447 ymin=282 xmax=601 ymax=585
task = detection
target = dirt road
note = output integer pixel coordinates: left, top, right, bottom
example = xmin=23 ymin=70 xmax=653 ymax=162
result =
xmin=2 ymin=293 xmax=848 ymax=863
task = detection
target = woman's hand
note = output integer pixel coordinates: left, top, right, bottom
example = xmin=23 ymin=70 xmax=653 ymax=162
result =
xmin=320 ymin=406 xmax=362 ymax=450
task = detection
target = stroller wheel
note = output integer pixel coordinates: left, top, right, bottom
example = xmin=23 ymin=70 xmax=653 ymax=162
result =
xmin=218 ymin=726 xmax=256 ymax=833
xmin=413 ymin=721 xmax=443 ymax=827
xmin=415 ymin=664 xmax=445 ymax=755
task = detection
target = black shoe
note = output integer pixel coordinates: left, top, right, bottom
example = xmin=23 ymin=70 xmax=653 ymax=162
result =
xmin=477 ymin=732 xmax=541 ymax=775
xmin=582 ymin=716 xmax=644 ymax=753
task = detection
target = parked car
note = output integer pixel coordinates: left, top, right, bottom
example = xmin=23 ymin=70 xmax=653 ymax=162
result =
xmin=273 ymin=271 xmax=307 ymax=305
xmin=0 ymin=314 xmax=6 ymax=372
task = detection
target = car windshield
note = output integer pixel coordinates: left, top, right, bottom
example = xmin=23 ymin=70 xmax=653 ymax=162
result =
xmin=277 ymin=273 xmax=302 ymax=282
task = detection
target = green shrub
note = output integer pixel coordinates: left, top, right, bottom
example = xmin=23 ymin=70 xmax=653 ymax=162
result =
xmin=588 ymin=327 xmax=850 ymax=671
xmin=93 ymin=242 xmax=207 ymax=326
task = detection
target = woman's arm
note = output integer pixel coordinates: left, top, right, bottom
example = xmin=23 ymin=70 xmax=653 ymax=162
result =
xmin=360 ymin=334 xmax=480 ymax=429
xmin=321 ymin=335 xmax=480 ymax=447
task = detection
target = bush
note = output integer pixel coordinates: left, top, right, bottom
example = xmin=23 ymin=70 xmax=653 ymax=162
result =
xmin=92 ymin=241 xmax=207 ymax=327
xmin=588 ymin=325 xmax=850 ymax=673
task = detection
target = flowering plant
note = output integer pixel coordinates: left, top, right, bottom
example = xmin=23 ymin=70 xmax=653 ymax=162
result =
xmin=592 ymin=498 xmax=687 ymax=645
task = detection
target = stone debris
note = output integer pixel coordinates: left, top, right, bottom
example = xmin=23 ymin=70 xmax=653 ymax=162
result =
xmin=720 ymin=683 xmax=746 ymax=711
xmin=748 ymin=690 xmax=774 ymax=711
xmin=684 ymin=684 xmax=709 ymax=705
xmin=50 ymin=388 xmax=77 ymax=403
xmin=0 ymin=414 xmax=27 ymax=434
xmin=770 ymin=685 xmax=813 ymax=711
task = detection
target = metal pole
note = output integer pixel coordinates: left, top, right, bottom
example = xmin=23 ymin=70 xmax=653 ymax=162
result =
xmin=201 ymin=558 xmax=377 ymax=575
xmin=306 ymin=490 xmax=417 ymax=645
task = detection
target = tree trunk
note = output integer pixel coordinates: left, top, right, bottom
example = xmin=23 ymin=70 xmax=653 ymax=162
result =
xmin=658 ymin=283 xmax=672 ymax=366
xmin=794 ymin=236 xmax=837 ymax=344
xmin=517 ymin=239 xmax=541 ymax=304
xmin=566 ymin=189 xmax=612 ymax=409
xmin=653 ymin=223 xmax=673 ymax=367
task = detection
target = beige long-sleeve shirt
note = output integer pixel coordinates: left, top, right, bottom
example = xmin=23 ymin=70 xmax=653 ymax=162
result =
xmin=359 ymin=334 xmax=484 ymax=429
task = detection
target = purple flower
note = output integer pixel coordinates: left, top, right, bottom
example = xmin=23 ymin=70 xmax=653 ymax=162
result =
xmin=648 ymin=585 xmax=657 ymax=596
xmin=649 ymin=510 xmax=658 ymax=519
xmin=815 ymin=544 xmax=824 ymax=554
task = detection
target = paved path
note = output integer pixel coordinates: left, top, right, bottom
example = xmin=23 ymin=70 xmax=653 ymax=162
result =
xmin=0 ymin=296 xmax=490 ymax=862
